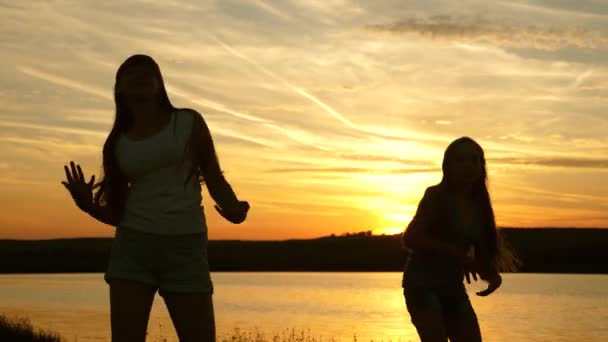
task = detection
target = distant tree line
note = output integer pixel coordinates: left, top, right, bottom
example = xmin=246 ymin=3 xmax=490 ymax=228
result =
xmin=0 ymin=228 xmax=606 ymax=274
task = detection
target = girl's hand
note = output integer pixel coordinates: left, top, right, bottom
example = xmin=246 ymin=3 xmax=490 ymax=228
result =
xmin=462 ymin=245 xmax=479 ymax=284
xmin=61 ymin=161 xmax=95 ymax=213
xmin=464 ymin=263 xmax=479 ymax=284
xmin=214 ymin=200 xmax=249 ymax=224
xmin=476 ymin=270 xmax=502 ymax=296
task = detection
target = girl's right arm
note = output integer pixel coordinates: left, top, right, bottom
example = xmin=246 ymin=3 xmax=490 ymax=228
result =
xmin=86 ymin=204 xmax=117 ymax=226
xmin=402 ymin=188 xmax=469 ymax=260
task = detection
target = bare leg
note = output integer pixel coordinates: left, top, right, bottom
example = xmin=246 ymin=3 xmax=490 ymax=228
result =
xmin=445 ymin=297 xmax=482 ymax=342
xmin=163 ymin=292 xmax=216 ymax=342
xmin=109 ymin=279 xmax=157 ymax=342
xmin=405 ymin=289 xmax=448 ymax=342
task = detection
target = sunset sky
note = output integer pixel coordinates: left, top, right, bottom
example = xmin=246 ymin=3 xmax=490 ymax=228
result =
xmin=1 ymin=0 xmax=607 ymax=240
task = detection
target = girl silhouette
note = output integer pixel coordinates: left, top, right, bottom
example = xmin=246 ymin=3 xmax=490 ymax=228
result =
xmin=61 ymin=54 xmax=249 ymax=342
xmin=401 ymin=137 xmax=518 ymax=342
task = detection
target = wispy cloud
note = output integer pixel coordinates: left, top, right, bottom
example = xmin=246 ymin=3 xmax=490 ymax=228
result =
xmin=366 ymin=14 xmax=608 ymax=51
xmin=251 ymin=0 xmax=292 ymax=21
xmin=17 ymin=65 xmax=111 ymax=100
xmin=207 ymin=34 xmax=442 ymax=143
xmin=499 ymin=182 xmax=608 ymax=205
xmin=491 ymin=156 xmax=608 ymax=169
xmin=263 ymin=123 xmax=333 ymax=151
xmin=208 ymin=34 xmax=360 ymax=128
xmin=0 ymin=120 xmax=107 ymax=137
xmin=167 ymin=85 xmax=271 ymax=124
xmin=498 ymin=0 xmax=608 ymax=18
xmin=265 ymin=166 xmax=437 ymax=174
xmin=332 ymin=153 xmax=437 ymax=166
xmin=0 ymin=178 xmax=49 ymax=186
xmin=0 ymin=136 xmax=99 ymax=153
xmin=210 ymin=126 xmax=277 ymax=148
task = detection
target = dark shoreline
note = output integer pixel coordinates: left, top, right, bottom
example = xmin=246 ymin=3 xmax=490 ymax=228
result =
xmin=0 ymin=228 xmax=606 ymax=274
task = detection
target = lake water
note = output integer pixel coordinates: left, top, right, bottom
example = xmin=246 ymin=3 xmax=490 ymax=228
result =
xmin=0 ymin=273 xmax=606 ymax=341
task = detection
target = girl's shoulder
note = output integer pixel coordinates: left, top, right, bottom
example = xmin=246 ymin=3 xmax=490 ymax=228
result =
xmin=174 ymin=108 xmax=205 ymax=130
xmin=176 ymin=108 xmax=211 ymax=128
xmin=175 ymin=107 xmax=200 ymax=120
xmin=424 ymin=184 xmax=441 ymax=194
xmin=420 ymin=184 xmax=451 ymax=210
xmin=423 ymin=184 xmax=447 ymax=199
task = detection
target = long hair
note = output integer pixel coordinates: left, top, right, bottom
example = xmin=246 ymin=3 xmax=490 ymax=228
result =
xmin=93 ymin=55 xmax=179 ymax=223
xmin=440 ymin=137 xmax=520 ymax=272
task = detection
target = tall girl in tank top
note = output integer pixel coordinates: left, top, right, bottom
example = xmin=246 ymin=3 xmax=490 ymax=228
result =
xmin=61 ymin=54 xmax=249 ymax=342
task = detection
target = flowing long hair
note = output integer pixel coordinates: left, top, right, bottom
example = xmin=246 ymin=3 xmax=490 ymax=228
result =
xmin=440 ymin=137 xmax=520 ymax=272
xmin=93 ymin=54 xmax=216 ymax=224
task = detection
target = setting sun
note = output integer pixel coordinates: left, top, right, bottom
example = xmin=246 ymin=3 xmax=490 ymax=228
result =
xmin=372 ymin=211 xmax=414 ymax=236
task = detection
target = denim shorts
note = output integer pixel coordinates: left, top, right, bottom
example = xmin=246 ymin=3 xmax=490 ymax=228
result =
xmin=105 ymin=227 xmax=213 ymax=296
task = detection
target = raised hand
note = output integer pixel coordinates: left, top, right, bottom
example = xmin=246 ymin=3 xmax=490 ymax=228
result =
xmin=214 ymin=200 xmax=249 ymax=224
xmin=61 ymin=161 xmax=95 ymax=213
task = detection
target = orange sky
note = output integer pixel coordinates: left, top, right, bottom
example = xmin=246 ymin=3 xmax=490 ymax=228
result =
xmin=1 ymin=0 xmax=607 ymax=240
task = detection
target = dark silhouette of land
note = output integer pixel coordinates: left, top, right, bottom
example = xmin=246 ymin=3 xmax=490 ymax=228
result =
xmin=0 ymin=228 xmax=606 ymax=274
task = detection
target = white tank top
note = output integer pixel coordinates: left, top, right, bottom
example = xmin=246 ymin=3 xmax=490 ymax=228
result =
xmin=115 ymin=109 xmax=207 ymax=235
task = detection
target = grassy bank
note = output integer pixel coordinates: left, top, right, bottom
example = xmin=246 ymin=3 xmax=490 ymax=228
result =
xmin=217 ymin=328 xmax=410 ymax=342
xmin=219 ymin=328 xmax=337 ymax=342
xmin=0 ymin=314 xmax=63 ymax=342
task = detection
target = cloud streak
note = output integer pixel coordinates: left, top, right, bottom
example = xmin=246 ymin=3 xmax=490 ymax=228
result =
xmin=207 ymin=34 xmax=441 ymax=144
xmin=208 ymin=34 xmax=360 ymax=128
xmin=17 ymin=65 xmax=112 ymax=100
xmin=491 ymin=156 xmax=608 ymax=169
xmin=252 ymin=0 xmax=292 ymax=21
xmin=0 ymin=120 xmax=107 ymax=137
xmin=366 ymin=14 xmax=608 ymax=51
xmin=167 ymin=85 xmax=271 ymax=123
xmin=265 ymin=166 xmax=437 ymax=174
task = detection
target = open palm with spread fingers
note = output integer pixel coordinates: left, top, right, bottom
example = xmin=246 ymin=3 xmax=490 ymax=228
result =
xmin=62 ymin=161 xmax=95 ymax=213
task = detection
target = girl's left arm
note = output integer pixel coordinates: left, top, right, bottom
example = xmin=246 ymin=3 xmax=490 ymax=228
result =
xmin=473 ymin=240 xmax=502 ymax=296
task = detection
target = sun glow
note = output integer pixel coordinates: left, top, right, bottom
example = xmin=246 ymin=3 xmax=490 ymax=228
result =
xmin=372 ymin=211 xmax=414 ymax=236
